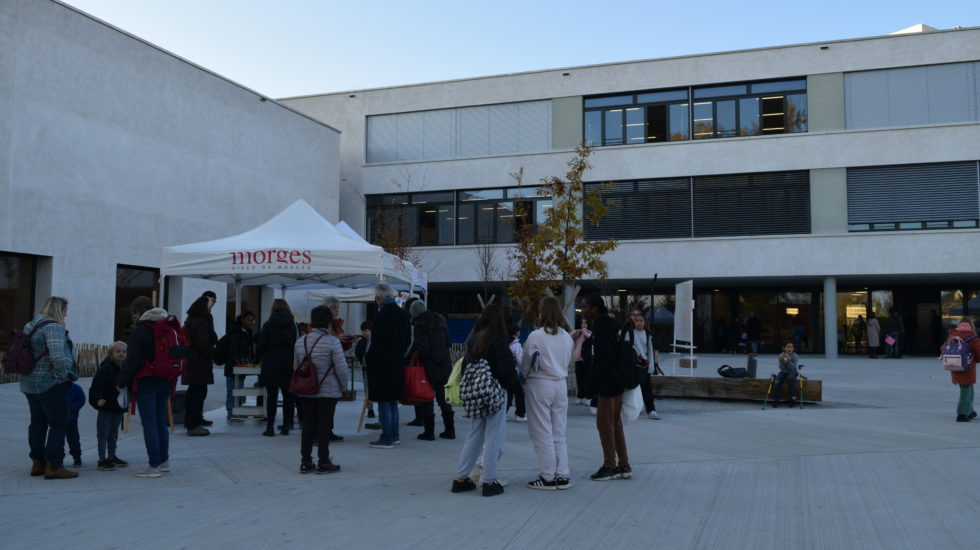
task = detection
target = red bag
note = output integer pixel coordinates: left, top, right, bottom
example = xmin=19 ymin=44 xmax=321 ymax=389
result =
xmin=290 ymin=334 xmax=327 ymax=396
xmin=137 ymin=317 xmax=188 ymax=383
xmin=400 ymin=352 xmax=435 ymax=405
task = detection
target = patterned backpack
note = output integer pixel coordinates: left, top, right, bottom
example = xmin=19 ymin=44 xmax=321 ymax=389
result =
xmin=458 ymin=357 xmax=505 ymax=418
xmin=942 ymin=334 xmax=976 ymax=372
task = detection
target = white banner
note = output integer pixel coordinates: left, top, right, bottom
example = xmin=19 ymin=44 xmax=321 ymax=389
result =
xmin=674 ymin=280 xmax=694 ymax=343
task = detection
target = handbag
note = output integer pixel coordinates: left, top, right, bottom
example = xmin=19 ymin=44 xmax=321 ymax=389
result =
xmin=400 ymin=352 xmax=436 ymax=405
xmin=620 ymin=386 xmax=643 ymax=424
xmin=289 ymin=334 xmax=327 ymax=396
xmin=445 ymin=356 xmax=465 ymax=407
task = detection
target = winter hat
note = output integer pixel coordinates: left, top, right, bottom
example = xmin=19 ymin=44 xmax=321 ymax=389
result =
xmin=957 ymin=320 xmax=974 ymax=332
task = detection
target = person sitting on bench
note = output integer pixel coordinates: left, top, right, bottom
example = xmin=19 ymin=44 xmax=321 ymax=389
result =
xmin=772 ymin=342 xmax=799 ymax=408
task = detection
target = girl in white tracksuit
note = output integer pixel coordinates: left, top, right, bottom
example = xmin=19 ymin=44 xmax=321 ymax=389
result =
xmin=521 ymin=296 xmax=575 ymax=490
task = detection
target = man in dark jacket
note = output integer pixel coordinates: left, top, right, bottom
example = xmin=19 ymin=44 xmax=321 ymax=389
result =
xmin=366 ymin=283 xmax=412 ymax=449
xmin=409 ymin=300 xmax=455 ymax=440
xmin=582 ymin=294 xmax=631 ymax=482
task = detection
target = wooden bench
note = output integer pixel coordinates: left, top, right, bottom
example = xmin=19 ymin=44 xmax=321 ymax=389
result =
xmin=649 ymin=375 xmax=822 ymax=402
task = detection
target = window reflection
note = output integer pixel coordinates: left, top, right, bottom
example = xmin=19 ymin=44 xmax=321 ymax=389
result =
xmin=626 ymin=107 xmax=646 ymax=144
xmin=693 ymin=102 xmax=713 ymax=139
xmin=739 ymin=98 xmax=760 ymax=136
xmin=604 ymin=109 xmax=624 ymax=145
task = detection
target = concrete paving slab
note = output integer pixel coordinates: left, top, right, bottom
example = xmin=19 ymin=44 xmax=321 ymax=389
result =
xmin=2 ymin=356 xmax=979 ymax=549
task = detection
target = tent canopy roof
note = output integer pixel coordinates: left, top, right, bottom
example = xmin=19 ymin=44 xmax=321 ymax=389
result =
xmin=160 ymin=200 xmax=415 ymax=287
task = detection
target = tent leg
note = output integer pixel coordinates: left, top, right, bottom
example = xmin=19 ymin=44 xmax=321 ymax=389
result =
xmin=159 ymin=275 xmax=167 ymax=311
xmin=235 ymin=282 xmax=242 ymax=318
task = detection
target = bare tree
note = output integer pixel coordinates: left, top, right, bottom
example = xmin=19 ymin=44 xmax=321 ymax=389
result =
xmin=473 ymin=240 xmax=505 ymax=307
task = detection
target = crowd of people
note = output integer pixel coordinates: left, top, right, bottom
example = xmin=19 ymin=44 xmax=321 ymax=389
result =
xmin=18 ymin=288 xmax=980 ymax=489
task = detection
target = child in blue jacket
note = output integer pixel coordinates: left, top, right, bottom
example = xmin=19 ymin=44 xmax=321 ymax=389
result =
xmin=66 ymin=382 xmax=86 ymax=467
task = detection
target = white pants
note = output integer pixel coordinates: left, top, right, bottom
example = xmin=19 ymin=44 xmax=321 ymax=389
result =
xmin=524 ymin=378 xmax=569 ymax=480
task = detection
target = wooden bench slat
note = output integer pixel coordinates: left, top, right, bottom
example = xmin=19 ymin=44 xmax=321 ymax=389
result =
xmin=650 ymin=376 xmax=822 ymax=402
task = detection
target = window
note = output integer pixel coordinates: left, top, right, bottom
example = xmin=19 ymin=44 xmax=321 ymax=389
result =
xmin=366 ymin=100 xmax=552 ymax=164
xmin=0 ymin=252 xmax=37 ymax=350
xmin=115 ymin=265 xmax=159 ymax=342
xmin=691 ymin=79 xmax=808 ymax=139
xmin=847 ymin=161 xmax=980 ymax=232
xmin=584 ymin=88 xmax=690 ymax=146
xmin=412 ymin=192 xmax=455 ymax=246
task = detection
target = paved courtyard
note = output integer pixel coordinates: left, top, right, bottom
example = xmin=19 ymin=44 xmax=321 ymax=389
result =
xmin=2 ymin=354 xmax=978 ymax=550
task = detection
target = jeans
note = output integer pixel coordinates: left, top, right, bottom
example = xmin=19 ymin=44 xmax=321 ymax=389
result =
xmin=184 ymin=384 xmax=207 ymax=429
xmin=525 ymin=378 xmax=569 ymax=480
xmin=225 ymin=376 xmax=235 ymax=418
xmin=774 ymin=370 xmax=798 ymax=401
xmin=455 ymin=406 xmax=507 ymax=483
xmin=299 ymin=397 xmax=337 ymax=464
xmin=378 ymin=401 xmax=400 ymax=444
xmin=25 ymin=381 xmax=70 ymax=468
xmin=137 ymin=379 xmax=170 ymax=468
xmin=66 ymin=417 xmax=81 ymax=460
xmin=96 ymin=410 xmax=123 ymax=460
xmin=596 ymin=395 xmax=629 ymax=469
xmin=265 ymin=385 xmax=296 ymax=431
xmin=958 ymin=385 xmax=975 ymax=416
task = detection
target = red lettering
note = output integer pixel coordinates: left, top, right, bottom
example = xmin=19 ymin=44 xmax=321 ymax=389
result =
xmin=302 ymin=251 xmax=312 ymax=264
xmin=289 ymin=251 xmax=300 ymax=264
xmin=276 ymin=250 xmax=289 ymax=263
xmin=253 ymin=251 xmax=266 ymax=264
xmin=230 ymin=252 xmax=240 ymax=265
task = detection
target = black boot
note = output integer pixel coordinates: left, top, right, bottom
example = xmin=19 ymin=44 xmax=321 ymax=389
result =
xmin=418 ymin=414 xmax=436 ymax=441
xmin=439 ymin=412 xmax=455 ymax=440
xmin=406 ymin=417 xmax=423 ymax=427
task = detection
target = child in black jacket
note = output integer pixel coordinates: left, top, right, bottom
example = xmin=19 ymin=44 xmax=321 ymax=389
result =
xmin=89 ymin=342 xmax=129 ymax=470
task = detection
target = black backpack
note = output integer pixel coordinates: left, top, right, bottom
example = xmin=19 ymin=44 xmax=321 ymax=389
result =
xmin=616 ymin=330 xmax=647 ymax=390
xmin=717 ymin=364 xmax=748 ymax=378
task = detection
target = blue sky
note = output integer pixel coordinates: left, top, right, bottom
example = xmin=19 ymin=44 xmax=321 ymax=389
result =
xmin=62 ymin=0 xmax=979 ymax=98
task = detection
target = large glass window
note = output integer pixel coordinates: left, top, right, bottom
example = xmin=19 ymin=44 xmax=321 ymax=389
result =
xmin=115 ymin=265 xmax=159 ymax=342
xmin=585 ymin=88 xmax=690 ymax=146
xmin=0 ymin=252 xmax=37 ymax=350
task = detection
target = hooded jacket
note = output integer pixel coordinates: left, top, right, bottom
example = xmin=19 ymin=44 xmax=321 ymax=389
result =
xmin=257 ymin=311 xmax=298 ymax=387
xmin=411 ymin=310 xmax=452 ymax=388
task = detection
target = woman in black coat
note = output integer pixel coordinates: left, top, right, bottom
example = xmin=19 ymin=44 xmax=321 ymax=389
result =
xmin=182 ymin=297 xmax=215 ymax=436
xmin=258 ymin=300 xmax=299 ymax=436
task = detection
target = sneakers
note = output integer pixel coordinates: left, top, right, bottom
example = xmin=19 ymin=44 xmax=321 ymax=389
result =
xmin=135 ymin=467 xmax=161 ymax=478
xmin=365 ymin=422 xmax=382 ymax=430
xmin=452 ymin=478 xmax=477 ymax=493
xmin=187 ymin=426 xmax=210 ymax=436
xmin=957 ymin=414 xmax=971 ymax=422
xmin=527 ymin=476 xmax=558 ymax=491
xmin=300 ymin=463 xmax=315 ymax=474
xmin=201 ymin=420 xmax=214 ymax=427
xmin=482 ymin=481 xmax=504 ymax=497
xmin=329 ymin=433 xmax=344 ymax=442
xmin=590 ymin=466 xmax=618 ymax=481
xmin=618 ymin=466 xmax=633 ymax=479
xmin=972 ymin=411 xmax=978 ymax=419
xmin=515 ymin=415 xmax=527 ymax=423
xmin=316 ymin=462 xmax=340 ymax=474
xmin=556 ymin=476 xmax=573 ymax=490
xmin=97 ymin=459 xmax=116 ymax=471
xmin=262 ymin=429 xmax=275 ymax=437
xmin=438 ymin=430 xmax=456 ymax=440
xmin=110 ymin=456 xmax=128 ymax=468
xmin=417 ymin=432 xmax=436 ymax=441
xmin=648 ymin=411 xmax=660 ymax=420
xmin=71 ymin=457 xmax=82 ymax=468
xmin=369 ymin=440 xmax=394 ymax=449
xmin=159 ymin=461 xmax=170 ymax=473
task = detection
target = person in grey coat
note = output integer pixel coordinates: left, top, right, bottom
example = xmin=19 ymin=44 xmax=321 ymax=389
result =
xmin=293 ymin=305 xmax=349 ymax=474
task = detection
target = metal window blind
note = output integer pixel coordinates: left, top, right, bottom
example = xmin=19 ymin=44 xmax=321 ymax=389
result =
xmin=693 ymin=171 xmax=811 ymax=237
xmin=366 ymin=115 xmax=397 ymax=163
xmin=847 ymin=162 xmax=980 ymax=224
xmin=585 ymin=178 xmax=692 ymax=240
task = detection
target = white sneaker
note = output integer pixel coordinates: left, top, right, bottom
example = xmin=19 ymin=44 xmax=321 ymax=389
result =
xmin=135 ymin=466 xmax=161 ymax=478
xmin=159 ymin=461 xmax=170 ymax=472
xmin=648 ymin=411 xmax=660 ymax=420
xmin=589 ymin=407 xmax=597 ymax=416
xmin=515 ymin=415 xmax=527 ymax=423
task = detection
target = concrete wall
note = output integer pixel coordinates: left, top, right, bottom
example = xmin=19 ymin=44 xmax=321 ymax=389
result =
xmin=807 ymin=73 xmax=845 ymax=132
xmin=0 ymin=0 xmax=341 ymax=344
xmin=810 ymin=168 xmax=848 ymax=234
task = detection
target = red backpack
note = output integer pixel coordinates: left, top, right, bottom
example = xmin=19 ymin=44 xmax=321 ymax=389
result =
xmin=136 ymin=316 xmax=189 ymax=383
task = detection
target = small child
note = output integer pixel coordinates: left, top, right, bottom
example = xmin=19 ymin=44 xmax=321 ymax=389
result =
xmin=506 ymin=325 xmax=526 ymax=422
xmin=88 ymin=342 xmax=129 ymax=470
xmin=772 ymin=342 xmax=800 ymax=408
xmin=66 ymin=382 xmax=86 ymax=467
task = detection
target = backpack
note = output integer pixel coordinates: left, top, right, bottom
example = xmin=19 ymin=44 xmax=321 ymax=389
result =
xmin=942 ymin=335 xmax=976 ymax=372
xmin=458 ymin=357 xmax=505 ymax=418
xmin=616 ymin=330 xmax=647 ymax=390
xmin=137 ymin=317 xmax=189 ymax=383
xmin=718 ymin=364 xmax=748 ymax=378
xmin=2 ymin=320 xmax=55 ymax=375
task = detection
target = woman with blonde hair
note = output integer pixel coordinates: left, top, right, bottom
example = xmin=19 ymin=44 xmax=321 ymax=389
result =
xmin=20 ymin=296 xmax=79 ymax=479
xmin=521 ymin=296 xmax=574 ymax=490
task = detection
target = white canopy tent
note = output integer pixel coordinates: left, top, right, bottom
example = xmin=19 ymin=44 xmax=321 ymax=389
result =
xmin=159 ymin=200 xmax=417 ymax=313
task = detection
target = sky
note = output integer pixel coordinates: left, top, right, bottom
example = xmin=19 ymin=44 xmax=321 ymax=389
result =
xmin=61 ymin=0 xmax=980 ymax=99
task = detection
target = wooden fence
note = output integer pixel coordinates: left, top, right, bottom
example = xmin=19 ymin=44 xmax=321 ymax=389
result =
xmin=0 ymin=343 xmax=110 ymax=384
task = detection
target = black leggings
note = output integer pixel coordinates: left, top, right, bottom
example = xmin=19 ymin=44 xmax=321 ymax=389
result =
xmin=299 ymin=397 xmax=337 ymax=465
xmin=184 ymin=385 xmax=208 ymax=429
xmin=575 ymin=360 xmax=592 ymax=399
xmin=639 ymin=372 xmax=656 ymax=413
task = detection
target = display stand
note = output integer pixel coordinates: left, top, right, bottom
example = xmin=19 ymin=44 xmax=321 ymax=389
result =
xmin=230 ymin=364 xmax=265 ymax=424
